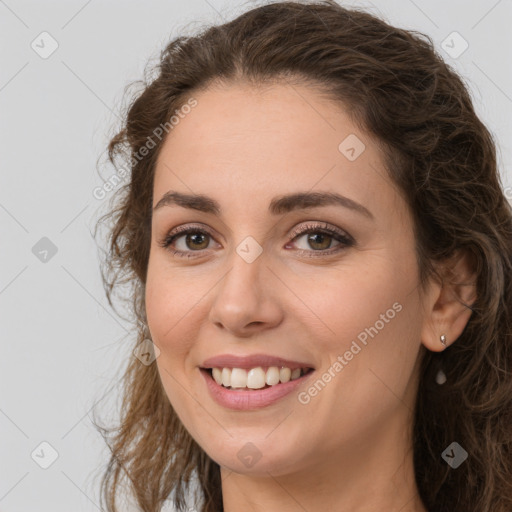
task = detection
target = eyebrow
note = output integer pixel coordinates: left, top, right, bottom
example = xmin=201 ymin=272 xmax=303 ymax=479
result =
xmin=153 ymin=190 xmax=374 ymax=219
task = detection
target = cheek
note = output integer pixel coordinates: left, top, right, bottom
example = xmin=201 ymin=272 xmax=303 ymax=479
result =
xmin=295 ymin=281 xmax=423 ymax=447
xmin=145 ymin=259 xmax=198 ymax=359
xmin=287 ymin=254 xmax=414 ymax=346
xmin=145 ymin=268 xmax=204 ymax=421
xmin=296 ymin=254 xmax=423 ymax=398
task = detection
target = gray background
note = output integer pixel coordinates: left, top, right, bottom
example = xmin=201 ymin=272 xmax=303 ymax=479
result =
xmin=1 ymin=0 xmax=511 ymax=510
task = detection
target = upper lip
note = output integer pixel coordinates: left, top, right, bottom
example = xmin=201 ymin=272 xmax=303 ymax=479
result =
xmin=201 ymin=353 xmax=315 ymax=370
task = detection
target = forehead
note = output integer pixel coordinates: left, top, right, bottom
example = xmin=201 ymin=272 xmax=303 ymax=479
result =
xmin=153 ymin=82 xmax=403 ymax=224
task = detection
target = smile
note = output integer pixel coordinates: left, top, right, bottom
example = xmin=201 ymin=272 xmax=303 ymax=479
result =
xmin=209 ymin=366 xmax=313 ymax=390
xmin=200 ymin=366 xmax=315 ymax=410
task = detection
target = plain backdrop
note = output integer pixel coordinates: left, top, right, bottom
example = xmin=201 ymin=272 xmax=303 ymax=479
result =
xmin=1 ymin=0 xmax=511 ymax=510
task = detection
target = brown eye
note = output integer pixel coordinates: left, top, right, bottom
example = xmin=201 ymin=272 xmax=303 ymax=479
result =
xmin=159 ymin=226 xmax=216 ymax=258
xmin=159 ymin=221 xmax=354 ymax=259
xmin=304 ymin=232 xmax=335 ymax=251
xmin=287 ymin=222 xmax=354 ymax=257
xmin=183 ymin=232 xmax=210 ymax=250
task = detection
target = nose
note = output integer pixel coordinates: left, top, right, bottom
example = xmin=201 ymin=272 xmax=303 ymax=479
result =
xmin=208 ymin=250 xmax=284 ymax=337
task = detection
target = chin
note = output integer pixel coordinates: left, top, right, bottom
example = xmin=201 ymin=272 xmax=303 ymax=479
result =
xmin=205 ymin=440 xmax=305 ymax=478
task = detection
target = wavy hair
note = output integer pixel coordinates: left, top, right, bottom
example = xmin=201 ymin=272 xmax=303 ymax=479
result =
xmin=93 ymin=1 xmax=512 ymax=511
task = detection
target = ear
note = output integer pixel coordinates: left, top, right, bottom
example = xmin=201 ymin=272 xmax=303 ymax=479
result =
xmin=421 ymin=248 xmax=478 ymax=352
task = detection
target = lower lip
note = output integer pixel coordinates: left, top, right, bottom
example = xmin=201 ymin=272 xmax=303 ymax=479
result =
xmin=200 ymin=368 xmax=315 ymax=410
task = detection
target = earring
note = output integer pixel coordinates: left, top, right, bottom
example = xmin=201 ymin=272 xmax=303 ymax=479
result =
xmin=440 ymin=334 xmax=447 ymax=348
xmin=435 ymin=369 xmax=447 ymax=385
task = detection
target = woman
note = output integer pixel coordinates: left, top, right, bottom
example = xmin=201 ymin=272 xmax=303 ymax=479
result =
xmin=93 ymin=1 xmax=512 ymax=511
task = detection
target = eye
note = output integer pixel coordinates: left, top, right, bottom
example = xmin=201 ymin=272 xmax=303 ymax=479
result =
xmin=158 ymin=223 xmax=216 ymax=258
xmin=158 ymin=221 xmax=354 ymax=258
xmin=285 ymin=221 xmax=354 ymax=258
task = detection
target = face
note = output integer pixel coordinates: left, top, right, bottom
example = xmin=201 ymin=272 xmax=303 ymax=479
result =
xmin=145 ymin=81 xmax=428 ymax=477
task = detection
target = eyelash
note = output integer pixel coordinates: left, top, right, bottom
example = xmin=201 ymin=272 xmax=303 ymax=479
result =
xmin=158 ymin=222 xmax=355 ymax=259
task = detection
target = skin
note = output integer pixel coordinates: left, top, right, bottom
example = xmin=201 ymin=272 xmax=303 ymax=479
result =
xmin=145 ymin=80 xmax=475 ymax=512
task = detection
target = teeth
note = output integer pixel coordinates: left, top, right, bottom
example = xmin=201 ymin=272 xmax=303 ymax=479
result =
xmin=231 ymin=368 xmax=247 ymax=388
xmin=291 ymin=368 xmax=301 ymax=380
xmin=221 ymin=368 xmax=231 ymax=387
xmin=280 ymin=367 xmax=291 ymax=383
xmin=266 ymin=366 xmax=280 ymax=386
xmin=210 ymin=366 xmax=311 ymax=390
xmin=247 ymin=367 xmax=266 ymax=389
xmin=212 ymin=367 xmax=222 ymax=385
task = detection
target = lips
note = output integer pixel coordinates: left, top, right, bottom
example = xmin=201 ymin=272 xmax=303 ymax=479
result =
xmin=200 ymin=353 xmax=315 ymax=371
xmin=200 ymin=364 xmax=316 ymax=410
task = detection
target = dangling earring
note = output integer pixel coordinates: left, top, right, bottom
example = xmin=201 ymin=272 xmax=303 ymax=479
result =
xmin=436 ymin=335 xmax=448 ymax=384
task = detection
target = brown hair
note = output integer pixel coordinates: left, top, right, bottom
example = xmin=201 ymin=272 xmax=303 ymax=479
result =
xmin=93 ymin=1 xmax=512 ymax=511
